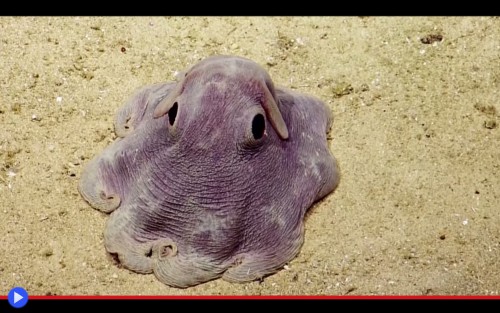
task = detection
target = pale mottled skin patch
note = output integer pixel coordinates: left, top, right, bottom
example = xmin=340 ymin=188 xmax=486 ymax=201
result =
xmin=79 ymin=55 xmax=339 ymax=288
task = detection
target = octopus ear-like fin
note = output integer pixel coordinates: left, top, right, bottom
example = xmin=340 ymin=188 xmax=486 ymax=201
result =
xmin=261 ymin=83 xmax=289 ymax=140
xmin=153 ymin=81 xmax=183 ymax=118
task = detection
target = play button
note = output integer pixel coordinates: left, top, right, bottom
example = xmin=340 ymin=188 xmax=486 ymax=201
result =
xmin=14 ymin=292 xmax=23 ymax=303
xmin=8 ymin=287 xmax=28 ymax=308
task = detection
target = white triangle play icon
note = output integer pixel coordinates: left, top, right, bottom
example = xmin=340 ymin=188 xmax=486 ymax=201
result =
xmin=14 ymin=292 xmax=23 ymax=304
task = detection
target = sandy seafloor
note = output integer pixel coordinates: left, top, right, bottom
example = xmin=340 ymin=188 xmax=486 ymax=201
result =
xmin=0 ymin=17 xmax=499 ymax=296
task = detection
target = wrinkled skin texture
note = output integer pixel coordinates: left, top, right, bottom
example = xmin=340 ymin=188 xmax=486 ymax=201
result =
xmin=79 ymin=55 xmax=340 ymax=288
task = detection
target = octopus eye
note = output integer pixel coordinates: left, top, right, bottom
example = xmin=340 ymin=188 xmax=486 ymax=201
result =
xmin=168 ymin=102 xmax=178 ymax=126
xmin=251 ymin=113 xmax=265 ymax=140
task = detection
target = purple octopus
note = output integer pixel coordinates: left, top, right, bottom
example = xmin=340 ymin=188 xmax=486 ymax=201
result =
xmin=79 ymin=55 xmax=339 ymax=288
